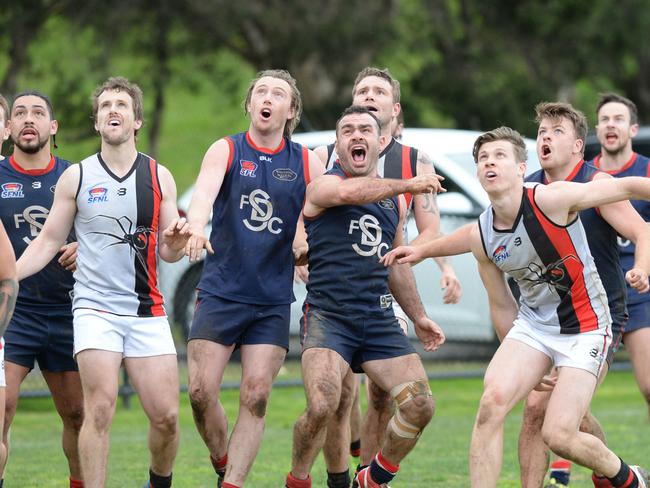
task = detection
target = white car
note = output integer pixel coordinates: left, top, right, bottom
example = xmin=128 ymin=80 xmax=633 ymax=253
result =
xmin=159 ymin=128 xmax=540 ymax=343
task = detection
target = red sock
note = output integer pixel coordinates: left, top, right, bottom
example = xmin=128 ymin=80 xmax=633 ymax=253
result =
xmin=70 ymin=479 xmax=84 ymax=488
xmin=285 ymin=472 xmax=312 ymax=488
xmin=210 ymin=453 xmax=228 ymax=473
xmin=592 ymin=473 xmax=614 ymax=488
xmin=376 ymin=451 xmax=400 ymax=475
xmin=551 ymin=459 xmax=571 ymax=471
xmin=221 ymin=484 xmax=240 ymax=488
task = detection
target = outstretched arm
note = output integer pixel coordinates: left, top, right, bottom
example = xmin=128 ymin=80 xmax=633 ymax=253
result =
xmin=594 ymin=173 xmax=650 ymax=293
xmin=0 ymin=222 xmax=17 ymax=335
xmin=17 ymin=165 xmax=78 ymax=280
xmin=157 ymin=165 xmax=191 ymax=263
xmin=536 ymin=176 xmax=650 ymax=219
xmin=303 ymin=172 xmax=444 ymax=218
xmin=388 ymin=198 xmax=445 ymax=351
xmin=185 ymin=138 xmax=230 ymax=262
xmin=381 ymin=222 xmax=475 ymax=266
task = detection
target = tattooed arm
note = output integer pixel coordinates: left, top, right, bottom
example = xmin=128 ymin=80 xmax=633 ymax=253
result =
xmin=0 ymin=222 xmax=17 ymax=335
xmin=411 ymin=149 xmax=462 ymax=303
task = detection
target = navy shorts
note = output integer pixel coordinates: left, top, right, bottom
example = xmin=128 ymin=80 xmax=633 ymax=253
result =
xmin=300 ymin=303 xmax=416 ymax=373
xmin=623 ymin=300 xmax=650 ymax=335
xmin=4 ymin=303 xmax=77 ymax=372
xmin=188 ymin=291 xmax=291 ymax=350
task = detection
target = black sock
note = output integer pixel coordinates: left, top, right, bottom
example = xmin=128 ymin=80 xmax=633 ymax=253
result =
xmin=355 ymin=464 xmax=368 ymax=475
xmin=607 ymin=459 xmax=638 ymax=488
xmin=0 ymin=478 xmax=4 ymax=488
xmin=149 ymin=468 xmax=173 ymax=488
xmin=369 ymin=458 xmax=396 ymax=485
xmin=350 ymin=439 xmax=361 ymax=457
xmin=327 ymin=470 xmax=350 ymax=488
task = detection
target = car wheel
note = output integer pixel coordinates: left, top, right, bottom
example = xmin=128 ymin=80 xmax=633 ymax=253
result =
xmin=172 ymin=263 xmax=203 ymax=341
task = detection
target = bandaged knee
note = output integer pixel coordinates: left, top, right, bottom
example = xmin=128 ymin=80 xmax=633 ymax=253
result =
xmin=390 ymin=380 xmax=432 ymax=407
xmin=388 ymin=409 xmax=421 ymax=439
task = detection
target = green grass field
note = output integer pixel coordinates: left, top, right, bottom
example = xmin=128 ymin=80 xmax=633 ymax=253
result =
xmin=5 ymin=367 xmax=649 ymax=487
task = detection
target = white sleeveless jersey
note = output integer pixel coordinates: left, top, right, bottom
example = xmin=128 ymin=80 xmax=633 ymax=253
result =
xmin=73 ymin=153 xmax=165 ymax=317
xmin=478 ymin=184 xmax=610 ymax=334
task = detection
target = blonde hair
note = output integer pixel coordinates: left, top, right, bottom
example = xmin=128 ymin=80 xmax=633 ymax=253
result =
xmin=244 ymin=69 xmax=302 ymax=138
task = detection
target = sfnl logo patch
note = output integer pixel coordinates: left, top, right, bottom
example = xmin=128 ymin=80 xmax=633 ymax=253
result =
xmin=492 ymin=245 xmax=510 ymax=263
xmin=1 ymin=183 xmax=24 ymax=198
xmin=88 ymin=187 xmax=108 ymax=203
xmin=240 ymin=160 xmax=258 ymax=177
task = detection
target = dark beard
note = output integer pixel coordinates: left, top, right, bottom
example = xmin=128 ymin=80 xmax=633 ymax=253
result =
xmin=12 ymin=135 xmax=49 ymax=154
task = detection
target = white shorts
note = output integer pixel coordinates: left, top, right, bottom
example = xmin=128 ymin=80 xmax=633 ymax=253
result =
xmin=73 ymin=309 xmax=176 ymax=358
xmin=0 ymin=338 xmax=5 ymax=387
xmin=392 ymin=301 xmax=409 ymax=334
xmin=506 ymin=318 xmax=611 ymax=377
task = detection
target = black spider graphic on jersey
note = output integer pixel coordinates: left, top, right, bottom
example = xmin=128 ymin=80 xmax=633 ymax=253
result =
xmin=86 ymin=215 xmax=152 ymax=269
xmin=511 ymin=255 xmax=580 ymax=294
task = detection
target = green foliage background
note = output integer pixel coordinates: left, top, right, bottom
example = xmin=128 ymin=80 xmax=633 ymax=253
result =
xmin=2 ymin=0 xmax=650 ymax=190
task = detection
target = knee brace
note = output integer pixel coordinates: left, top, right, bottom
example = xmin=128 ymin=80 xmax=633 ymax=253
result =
xmin=390 ymin=380 xmax=432 ymax=408
xmin=388 ymin=409 xmax=422 ymax=439
xmin=387 ymin=380 xmax=432 ymax=439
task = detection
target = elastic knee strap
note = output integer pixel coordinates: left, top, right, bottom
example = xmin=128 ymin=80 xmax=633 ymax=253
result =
xmin=390 ymin=380 xmax=432 ymax=408
xmin=388 ymin=410 xmax=421 ymax=439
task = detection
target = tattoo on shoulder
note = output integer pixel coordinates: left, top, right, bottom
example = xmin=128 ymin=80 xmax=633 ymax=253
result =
xmin=417 ymin=150 xmax=435 ymax=168
xmin=0 ymin=278 xmax=17 ymax=333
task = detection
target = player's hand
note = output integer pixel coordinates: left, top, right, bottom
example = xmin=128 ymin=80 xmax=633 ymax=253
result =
xmin=407 ymin=173 xmax=446 ymax=195
xmin=185 ymin=224 xmax=214 ymax=263
xmin=381 ymin=245 xmax=425 ymax=267
xmin=163 ymin=217 xmax=192 ymax=252
xmin=58 ymin=242 xmax=78 ymax=272
xmin=533 ymin=374 xmax=557 ymax=392
xmin=413 ymin=316 xmax=445 ymax=352
xmin=293 ymin=244 xmax=308 ymax=266
xmin=294 ymin=265 xmax=309 ymax=284
xmin=440 ymin=267 xmax=461 ymax=304
xmin=626 ymin=267 xmax=649 ymax=293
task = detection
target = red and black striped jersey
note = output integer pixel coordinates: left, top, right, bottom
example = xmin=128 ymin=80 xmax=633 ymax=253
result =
xmin=74 ymin=152 xmax=165 ymax=317
xmin=478 ymin=184 xmax=611 ymax=335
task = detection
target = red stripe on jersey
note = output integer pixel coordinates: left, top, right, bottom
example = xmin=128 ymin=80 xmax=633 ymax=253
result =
xmin=245 ymin=131 xmax=286 ymax=154
xmin=9 ymin=155 xmax=55 ymax=175
xmin=146 ymin=158 xmax=165 ymax=316
xmin=594 ymin=153 xmax=638 ymax=175
xmin=401 ymin=145 xmax=414 ymax=208
xmin=302 ymin=147 xmax=311 ymax=185
xmin=565 ymin=160 xmax=585 ymax=181
xmin=527 ymin=188 xmax=599 ymax=332
xmin=225 ymin=137 xmax=235 ymax=173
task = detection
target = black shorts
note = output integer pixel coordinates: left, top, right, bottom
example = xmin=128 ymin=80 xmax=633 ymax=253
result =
xmin=4 ymin=303 xmax=77 ymax=372
xmin=188 ymin=291 xmax=291 ymax=350
xmin=300 ymin=303 xmax=416 ymax=373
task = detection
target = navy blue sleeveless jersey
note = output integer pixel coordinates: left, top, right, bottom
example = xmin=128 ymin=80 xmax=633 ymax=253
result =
xmin=592 ymin=152 xmax=650 ymax=306
xmin=0 ymin=155 xmax=74 ymax=307
xmin=305 ymin=164 xmax=400 ymax=316
xmin=198 ymin=132 xmax=310 ymax=305
xmin=527 ymin=160 xmax=627 ymax=330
